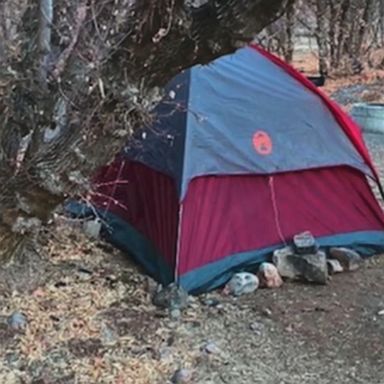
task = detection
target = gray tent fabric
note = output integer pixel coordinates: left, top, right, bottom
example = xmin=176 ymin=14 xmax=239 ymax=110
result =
xmin=121 ymin=46 xmax=371 ymax=200
xmin=181 ymin=48 xmax=370 ymax=198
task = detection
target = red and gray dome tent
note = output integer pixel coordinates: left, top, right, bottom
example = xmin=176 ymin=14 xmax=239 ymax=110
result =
xmin=69 ymin=45 xmax=384 ymax=294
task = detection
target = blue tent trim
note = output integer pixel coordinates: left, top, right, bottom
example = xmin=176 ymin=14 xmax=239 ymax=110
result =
xmin=179 ymin=230 xmax=384 ymax=294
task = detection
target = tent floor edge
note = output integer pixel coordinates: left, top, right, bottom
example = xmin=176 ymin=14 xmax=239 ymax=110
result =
xmin=179 ymin=230 xmax=384 ymax=295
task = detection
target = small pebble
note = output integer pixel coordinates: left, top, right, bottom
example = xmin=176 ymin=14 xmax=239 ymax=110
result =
xmin=32 ymin=288 xmax=45 ymax=298
xmin=8 ymin=312 xmax=27 ymax=330
xmin=201 ymin=298 xmax=221 ymax=307
xmin=249 ymin=322 xmax=264 ymax=335
xmin=262 ymin=308 xmax=272 ymax=317
xmin=158 ymin=347 xmax=173 ymax=361
xmin=378 ymin=309 xmax=384 ymax=316
xmin=171 ymin=368 xmax=192 ymax=383
xmin=203 ymin=341 xmax=220 ymax=354
xmin=83 ymin=218 xmax=102 ymax=239
xmin=170 ymin=308 xmax=181 ymax=321
xmin=77 ymin=271 xmax=93 ymax=282
xmin=100 ymin=323 xmax=118 ymax=345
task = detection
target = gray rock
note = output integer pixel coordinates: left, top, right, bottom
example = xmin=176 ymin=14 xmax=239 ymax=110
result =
xmin=224 ymin=272 xmax=259 ymax=296
xmin=169 ymin=308 xmax=182 ymax=321
xmin=203 ymin=341 xmax=220 ymax=354
xmin=171 ymin=368 xmax=192 ymax=383
xmin=299 ymin=252 xmax=328 ymax=284
xmin=158 ymin=347 xmax=173 ymax=361
xmin=293 ymin=231 xmax=318 ymax=255
xmin=327 ymin=259 xmax=344 ymax=274
xmin=249 ymin=321 xmax=264 ymax=335
xmin=144 ymin=276 xmax=159 ymax=295
xmin=262 ymin=308 xmax=273 ymax=317
xmin=273 ymin=247 xmax=328 ymax=284
xmin=100 ymin=323 xmax=118 ymax=345
xmin=152 ymin=283 xmax=189 ymax=310
xmin=329 ymin=247 xmax=362 ymax=271
xmin=82 ymin=218 xmax=102 ymax=239
xmin=273 ymin=247 xmax=297 ymax=279
xmin=8 ymin=312 xmax=27 ymax=330
xmin=76 ymin=266 xmax=93 ymax=281
xmin=201 ymin=298 xmax=221 ymax=307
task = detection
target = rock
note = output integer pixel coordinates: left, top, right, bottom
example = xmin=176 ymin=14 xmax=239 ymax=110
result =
xmin=201 ymin=298 xmax=221 ymax=307
xmin=158 ymin=347 xmax=173 ymax=361
xmin=76 ymin=266 xmax=93 ymax=281
xmin=249 ymin=321 xmax=264 ymax=335
xmin=8 ymin=312 xmax=27 ymax=330
xmin=257 ymin=262 xmax=283 ymax=288
xmin=329 ymin=248 xmax=362 ymax=271
xmin=144 ymin=276 xmax=159 ymax=295
xmin=223 ymin=272 xmax=259 ymax=296
xmin=187 ymin=295 xmax=199 ymax=310
xmin=297 ymin=252 xmax=328 ymax=284
xmin=169 ymin=308 xmax=181 ymax=321
xmin=203 ymin=341 xmax=220 ymax=354
xmin=262 ymin=308 xmax=272 ymax=317
xmin=377 ymin=309 xmax=384 ymax=316
xmin=327 ymin=259 xmax=344 ymax=275
xmin=171 ymin=368 xmax=192 ymax=383
xmin=100 ymin=323 xmax=118 ymax=345
xmin=152 ymin=283 xmax=189 ymax=310
xmin=273 ymin=248 xmax=328 ymax=284
xmin=272 ymin=247 xmax=297 ymax=279
xmin=293 ymin=231 xmax=318 ymax=255
xmin=32 ymin=288 xmax=46 ymax=298
xmin=82 ymin=218 xmax=102 ymax=239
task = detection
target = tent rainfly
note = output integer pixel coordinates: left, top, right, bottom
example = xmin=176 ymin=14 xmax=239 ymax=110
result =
xmin=69 ymin=45 xmax=384 ymax=294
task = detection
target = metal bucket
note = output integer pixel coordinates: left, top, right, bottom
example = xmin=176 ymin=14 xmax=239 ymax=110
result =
xmin=350 ymin=103 xmax=384 ymax=134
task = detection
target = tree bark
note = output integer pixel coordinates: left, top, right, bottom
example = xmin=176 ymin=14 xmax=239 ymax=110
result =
xmin=284 ymin=0 xmax=296 ymax=63
xmin=0 ymin=1 xmax=287 ymax=271
xmin=335 ymin=0 xmax=351 ymax=64
xmin=316 ymin=0 xmax=329 ymax=75
xmin=356 ymin=0 xmax=374 ymax=55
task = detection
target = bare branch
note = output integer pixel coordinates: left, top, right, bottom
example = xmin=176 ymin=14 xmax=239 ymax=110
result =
xmin=51 ymin=3 xmax=88 ymax=81
xmin=38 ymin=0 xmax=53 ymax=86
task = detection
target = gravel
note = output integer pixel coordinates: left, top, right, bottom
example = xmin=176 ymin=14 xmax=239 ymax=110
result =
xmin=331 ymin=82 xmax=384 ymax=106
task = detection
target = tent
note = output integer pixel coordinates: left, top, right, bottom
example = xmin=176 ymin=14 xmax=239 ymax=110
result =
xmin=71 ymin=45 xmax=384 ymax=294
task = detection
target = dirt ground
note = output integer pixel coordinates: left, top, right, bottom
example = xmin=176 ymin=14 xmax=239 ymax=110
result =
xmin=1 ymin=224 xmax=384 ymax=384
xmin=0 ymin=59 xmax=384 ymax=384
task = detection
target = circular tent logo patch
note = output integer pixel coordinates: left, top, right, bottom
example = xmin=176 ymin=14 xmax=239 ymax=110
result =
xmin=253 ymin=131 xmax=273 ymax=156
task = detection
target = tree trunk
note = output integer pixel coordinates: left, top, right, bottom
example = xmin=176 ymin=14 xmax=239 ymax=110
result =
xmin=284 ymin=0 xmax=296 ymax=63
xmin=328 ymin=0 xmax=338 ymax=67
xmin=0 ymin=1 xmax=287 ymax=273
xmin=381 ymin=0 xmax=384 ymax=45
xmin=316 ymin=0 xmax=329 ymax=75
xmin=336 ymin=0 xmax=351 ymax=64
xmin=356 ymin=0 xmax=374 ymax=55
